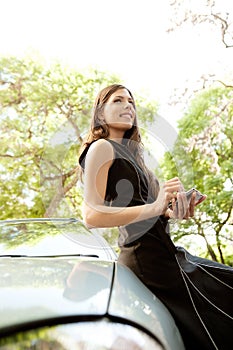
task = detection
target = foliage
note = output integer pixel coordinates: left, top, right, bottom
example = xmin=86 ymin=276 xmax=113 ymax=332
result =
xmin=0 ymin=55 xmax=157 ymax=221
xmin=160 ymin=85 xmax=233 ymax=265
xmin=0 ymin=56 xmax=115 ymax=219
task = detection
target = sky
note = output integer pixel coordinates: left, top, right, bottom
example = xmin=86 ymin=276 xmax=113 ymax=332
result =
xmin=1 ymin=0 xmax=233 ymax=127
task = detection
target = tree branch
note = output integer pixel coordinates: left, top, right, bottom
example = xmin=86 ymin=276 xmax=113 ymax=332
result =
xmin=43 ymin=166 xmax=80 ymax=217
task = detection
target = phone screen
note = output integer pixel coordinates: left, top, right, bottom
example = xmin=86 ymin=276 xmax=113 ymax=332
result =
xmin=168 ymin=188 xmax=205 ymax=209
xmin=186 ymin=188 xmax=205 ymax=205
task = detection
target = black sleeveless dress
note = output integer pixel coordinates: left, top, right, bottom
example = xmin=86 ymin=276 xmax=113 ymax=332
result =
xmin=79 ymin=139 xmax=233 ymax=350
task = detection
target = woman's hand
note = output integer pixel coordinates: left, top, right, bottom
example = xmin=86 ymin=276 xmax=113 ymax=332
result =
xmin=167 ymin=191 xmax=195 ymax=220
xmin=155 ymin=177 xmax=185 ymax=215
xmin=165 ymin=189 xmax=207 ymax=220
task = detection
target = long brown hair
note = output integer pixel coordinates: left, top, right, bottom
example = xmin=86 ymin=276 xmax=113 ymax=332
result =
xmin=79 ymin=84 xmax=159 ymax=198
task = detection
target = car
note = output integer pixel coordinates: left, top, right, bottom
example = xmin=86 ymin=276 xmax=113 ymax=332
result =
xmin=0 ymin=218 xmax=185 ymax=349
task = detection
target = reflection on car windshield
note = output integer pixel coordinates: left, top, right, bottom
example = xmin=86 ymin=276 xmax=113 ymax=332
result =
xmin=0 ymin=320 xmax=163 ymax=350
xmin=0 ymin=219 xmax=116 ymax=260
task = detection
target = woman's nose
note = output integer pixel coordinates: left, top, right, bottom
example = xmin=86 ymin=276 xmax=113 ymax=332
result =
xmin=124 ymin=101 xmax=131 ymax=109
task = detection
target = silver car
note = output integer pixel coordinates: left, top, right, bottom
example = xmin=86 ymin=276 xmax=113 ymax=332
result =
xmin=0 ymin=218 xmax=185 ymax=349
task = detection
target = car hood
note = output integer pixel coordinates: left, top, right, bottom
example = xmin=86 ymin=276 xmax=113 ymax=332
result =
xmin=0 ymin=257 xmax=114 ymax=330
xmin=0 ymin=256 xmax=185 ymax=350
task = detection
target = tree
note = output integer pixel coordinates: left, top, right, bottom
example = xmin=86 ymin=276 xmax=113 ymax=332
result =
xmin=165 ymin=0 xmax=233 ymax=118
xmin=0 ymin=56 xmax=118 ymax=219
xmin=0 ymin=55 xmax=157 ymax=220
xmin=167 ymin=0 xmax=233 ymax=48
xmin=160 ymin=84 xmax=233 ymax=265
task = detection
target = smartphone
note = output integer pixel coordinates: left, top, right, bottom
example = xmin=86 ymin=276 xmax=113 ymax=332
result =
xmin=168 ymin=188 xmax=205 ymax=209
xmin=185 ymin=188 xmax=205 ymax=205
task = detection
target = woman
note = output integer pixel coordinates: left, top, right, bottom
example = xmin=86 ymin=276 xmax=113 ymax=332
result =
xmin=79 ymin=84 xmax=233 ymax=350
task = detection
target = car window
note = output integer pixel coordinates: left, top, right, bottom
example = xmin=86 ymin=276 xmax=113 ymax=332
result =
xmin=0 ymin=219 xmax=117 ymax=261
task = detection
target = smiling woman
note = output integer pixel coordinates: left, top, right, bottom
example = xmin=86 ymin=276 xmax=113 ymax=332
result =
xmin=78 ymin=83 xmax=233 ymax=350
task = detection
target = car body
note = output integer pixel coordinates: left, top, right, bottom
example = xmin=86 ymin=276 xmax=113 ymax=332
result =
xmin=0 ymin=218 xmax=185 ymax=349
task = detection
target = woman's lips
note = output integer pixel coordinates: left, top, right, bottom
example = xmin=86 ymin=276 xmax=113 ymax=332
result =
xmin=119 ymin=113 xmax=132 ymax=119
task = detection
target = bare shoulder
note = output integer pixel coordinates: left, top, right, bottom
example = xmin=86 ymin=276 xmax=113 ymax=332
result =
xmin=88 ymin=139 xmax=114 ymax=157
xmin=86 ymin=139 xmax=114 ymax=166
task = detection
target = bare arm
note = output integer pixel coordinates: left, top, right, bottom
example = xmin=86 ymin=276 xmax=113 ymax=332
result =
xmin=82 ymin=139 xmax=184 ymax=228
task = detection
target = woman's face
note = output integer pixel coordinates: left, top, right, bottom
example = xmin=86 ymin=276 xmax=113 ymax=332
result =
xmin=100 ymin=88 xmax=136 ymax=138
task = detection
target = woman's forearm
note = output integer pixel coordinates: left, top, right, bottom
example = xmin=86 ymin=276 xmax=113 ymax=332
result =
xmin=83 ymin=201 xmax=161 ymax=228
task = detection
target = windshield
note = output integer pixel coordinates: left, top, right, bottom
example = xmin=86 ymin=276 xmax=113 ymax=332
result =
xmin=0 ymin=219 xmax=116 ymax=261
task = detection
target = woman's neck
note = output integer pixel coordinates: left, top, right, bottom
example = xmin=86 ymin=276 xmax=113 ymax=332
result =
xmin=107 ymin=137 xmax=123 ymax=144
